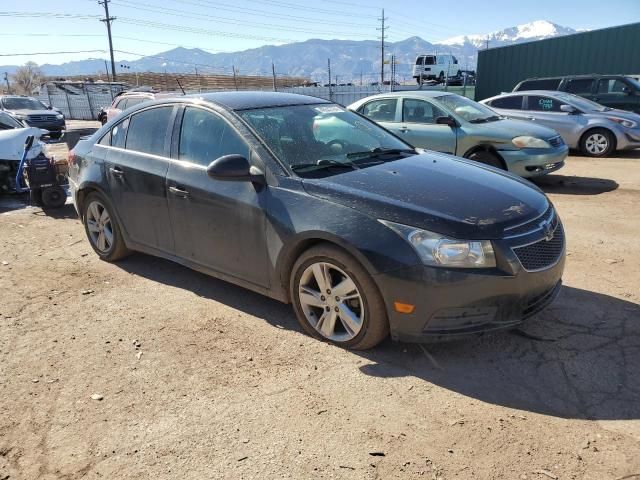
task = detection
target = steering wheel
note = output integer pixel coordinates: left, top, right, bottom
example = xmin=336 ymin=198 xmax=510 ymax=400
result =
xmin=327 ymin=139 xmax=348 ymax=149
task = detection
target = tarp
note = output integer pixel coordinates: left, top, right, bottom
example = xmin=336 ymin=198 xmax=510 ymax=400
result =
xmin=0 ymin=127 xmax=47 ymax=162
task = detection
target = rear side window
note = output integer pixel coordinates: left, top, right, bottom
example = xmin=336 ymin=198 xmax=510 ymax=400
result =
xmin=489 ymin=96 xmax=524 ymax=110
xmin=125 ymin=106 xmax=173 ymax=156
xmin=565 ymin=78 xmax=594 ymax=94
xmin=527 ymin=96 xmax=564 ymax=112
xmin=179 ymin=107 xmax=249 ymax=166
xmin=597 ymin=79 xmax=628 ymax=94
xmin=516 ymin=79 xmax=562 ymax=91
xmin=111 ymin=117 xmax=129 ymax=148
xmin=361 ymin=98 xmax=398 ymax=122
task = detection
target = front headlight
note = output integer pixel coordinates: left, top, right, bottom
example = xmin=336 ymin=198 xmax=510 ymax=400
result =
xmin=512 ymin=136 xmax=551 ymax=149
xmin=55 ymin=113 xmax=64 ymax=120
xmin=606 ymin=117 xmax=636 ymax=128
xmin=380 ymin=220 xmax=496 ymax=268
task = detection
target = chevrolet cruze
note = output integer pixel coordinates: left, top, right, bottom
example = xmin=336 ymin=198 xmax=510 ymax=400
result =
xmin=68 ymin=92 xmax=565 ymax=350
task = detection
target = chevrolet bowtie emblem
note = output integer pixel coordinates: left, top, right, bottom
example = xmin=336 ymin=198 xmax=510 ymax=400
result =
xmin=541 ymin=221 xmax=554 ymax=241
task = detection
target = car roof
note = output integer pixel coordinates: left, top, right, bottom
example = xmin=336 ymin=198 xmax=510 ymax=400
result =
xmin=519 ymin=74 xmax=629 ymax=82
xmin=493 ymin=90 xmax=570 ymax=98
xmin=192 ymin=91 xmax=332 ymax=110
xmin=353 ymin=90 xmax=453 ymax=103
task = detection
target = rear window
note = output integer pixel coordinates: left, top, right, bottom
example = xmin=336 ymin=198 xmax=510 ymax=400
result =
xmin=515 ymin=79 xmax=561 ymax=91
xmin=425 ymin=56 xmax=435 ymax=66
xmin=565 ymin=78 xmax=595 ymax=94
xmin=415 ymin=57 xmax=424 ymax=66
xmin=489 ymin=96 xmax=523 ymax=110
xmin=125 ymin=106 xmax=173 ymax=156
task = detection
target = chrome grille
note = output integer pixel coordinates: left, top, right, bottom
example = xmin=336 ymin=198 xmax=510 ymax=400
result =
xmin=505 ymin=205 xmax=557 ymax=238
xmin=28 ymin=115 xmax=57 ymax=122
xmin=513 ymin=223 xmax=565 ymax=271
xmin=548 ymin=136 xmax=564 ymax=148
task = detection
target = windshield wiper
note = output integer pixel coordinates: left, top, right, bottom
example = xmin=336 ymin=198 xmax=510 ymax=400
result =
xmin=469 ymin=115 xmax=502 ymax=124
xmin=346 ymin=147 xmax=416 ymax=160
xmin=290 ymin=158 xmax=359 ymax=173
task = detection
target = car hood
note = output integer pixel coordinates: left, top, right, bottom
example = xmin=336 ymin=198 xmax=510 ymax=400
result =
xmin=301 ymin=152 xmax=549 ymax=240
xmin=468 ymin=117 xmax=559 ymax=140
xmin=7 ymin=109 xmax=57 ymax=117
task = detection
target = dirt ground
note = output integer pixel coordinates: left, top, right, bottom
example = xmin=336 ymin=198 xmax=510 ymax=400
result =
xmin=1 ymin=137 xmax=639 ymax=479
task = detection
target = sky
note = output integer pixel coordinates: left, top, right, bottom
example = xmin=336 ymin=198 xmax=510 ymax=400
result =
xmin=1 ymin=0 xmax=638 ymax=67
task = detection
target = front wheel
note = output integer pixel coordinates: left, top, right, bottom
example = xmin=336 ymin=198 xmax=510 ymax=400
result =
xmin=466 ymin=150 xmax=505 ymax=170
xmin=580 ymin=128 xmax=615 ymax=157
xmin=82 ymin=192 xmax=130 ymax=261
xmin=290 ymin=244 xmax=389 ymax=350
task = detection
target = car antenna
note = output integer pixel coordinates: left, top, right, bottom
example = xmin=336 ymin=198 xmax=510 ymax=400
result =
xmin=176 ymin=77 xmax=186 ymax=95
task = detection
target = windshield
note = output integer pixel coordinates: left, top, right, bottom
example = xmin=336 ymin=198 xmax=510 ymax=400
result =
xmin=434 ymin=94 xmax=500 ymax=122
xmin=555 ymin=92 xmax=609 ymax=112
xmin=0 ymin=111 xmax=24 ymax=129
xmin=1 ymin=97 xmax=48 ymax=111
xmin=626 ymin=77 xmax=640 ymax=90
xmin=239 ymin=104 xmax=413 ymax=174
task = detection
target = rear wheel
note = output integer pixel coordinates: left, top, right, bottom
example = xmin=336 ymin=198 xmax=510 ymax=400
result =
xmin=82 ymin=192 xmax=130 ymax=261
xmin=438 ymin=71 xmax=445 ymax=83
xmin=466 ymin=150 xmax=505 ymax=170
xmin=290 ymin=244 xmax=389 ymax=350
xmin=41 ymin=186 xmax=67 ymax=209
xmin=580 ymin=128 xmax=615 ymax=157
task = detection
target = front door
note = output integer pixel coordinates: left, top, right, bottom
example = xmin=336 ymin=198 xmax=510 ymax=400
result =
xmin=166 ymin=106 xmax=269 ymax=287
xmin=396 ymin=98 xmax=457 ymax=154
xmin=105 ymin=105 xmax=176 ymax=252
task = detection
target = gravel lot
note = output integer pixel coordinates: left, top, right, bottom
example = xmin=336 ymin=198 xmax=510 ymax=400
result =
xmin=1 ymin=132 xmax=639 ymax=479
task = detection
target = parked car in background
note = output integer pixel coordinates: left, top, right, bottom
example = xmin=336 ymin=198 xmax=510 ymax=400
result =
xmin=97 ymin=107 xmax=108 ymax=125
xmin=0 ymin=95 xmax=66 ymax=139
xmin=482 ymin=90 xmax=640 ymax=157
xmin=104 ymin=91 xmax=157 ymax=123
xmin=349 ymin=91 xmax=567 ymax=177
xmin=69 ymin=92 xmax=565 ymax=349
xmin=413 ymin=54 xmax=461 ymax=84
xmin=513 ymin=75 xmax=640 ymax=114
xmin=0 ymin=111 xmax=25 ymax=130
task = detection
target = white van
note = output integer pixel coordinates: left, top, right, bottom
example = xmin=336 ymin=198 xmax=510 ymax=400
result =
xmin=413 ymin=54 xmax=460 ymax=83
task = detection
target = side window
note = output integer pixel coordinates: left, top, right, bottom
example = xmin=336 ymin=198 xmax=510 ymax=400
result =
xmin=179 ymin=107 xmax=249 ymax=166
xmin=490 ymin=96 xmax=524 ymax=110
xmin=527 ymin=96 xmax=563 ymax=112
xmin=111 ymin=117 xmax=129 ymax=148
xmin=97 ymin=131 xmax=111 ymax=146
xmin=565 ymin=78 xmax=594 ymax=94
xmin=402 ymin=99 xmax=446 ymax=124
xmin=597 ymin=79 xmax=628 ymax=94
xmin=115 ymin=98 xmax=127 ymax=110
xmin=360 ymin=98 xmax=398 ymax=122
xmin=125 ymin=106 xmax=173 ymax=156
xmin=126 ymin=97 xmax=145 ymax=108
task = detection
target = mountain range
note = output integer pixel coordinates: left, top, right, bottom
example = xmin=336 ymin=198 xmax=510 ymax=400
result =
xmin=1 ymin=20 xmax=578 ymax=83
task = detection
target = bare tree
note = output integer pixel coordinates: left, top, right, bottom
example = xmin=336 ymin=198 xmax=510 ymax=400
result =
xmin=11 ymin=62 xmax=44 ymax=95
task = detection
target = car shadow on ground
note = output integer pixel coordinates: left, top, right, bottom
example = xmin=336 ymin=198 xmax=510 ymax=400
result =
xmin=116 ymin=254 xmax=640 ymax=421
xmin=0 ymin=194 xmax=78 ymax=219
xmin=531 ymin=174 xmax=618 ymax=195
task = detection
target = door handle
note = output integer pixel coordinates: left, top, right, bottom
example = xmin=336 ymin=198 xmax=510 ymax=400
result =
xmin=109 ymin=166 xmax=124 ymax=176
xmin=169 ymin=186 xmax=190 ymax=198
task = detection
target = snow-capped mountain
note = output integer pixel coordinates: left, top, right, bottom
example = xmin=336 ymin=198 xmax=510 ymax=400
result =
xmin=440 ymin=20 xmax=578 ymax=48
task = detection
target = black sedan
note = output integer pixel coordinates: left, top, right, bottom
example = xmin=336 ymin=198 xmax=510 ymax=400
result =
xmin=68 ymin=92 xmax=565 ymax=349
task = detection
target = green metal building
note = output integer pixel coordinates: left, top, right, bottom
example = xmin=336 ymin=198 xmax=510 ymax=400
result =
xmin=475 ymin=22 xmax=640 ymax=101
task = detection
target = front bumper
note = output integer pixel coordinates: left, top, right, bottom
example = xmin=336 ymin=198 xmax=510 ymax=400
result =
xmin=616 ymin=128 xmax=640 ymax=150
xmin=499 ymin=145 xmax=568 ymax=178
xmin=373 ymin=232 xmax=565 ymax=343
xmin=23 ymin=120 xmax=66 ymax=137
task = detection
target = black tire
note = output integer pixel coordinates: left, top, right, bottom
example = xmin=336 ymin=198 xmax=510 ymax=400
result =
xmin=82 ymin=192 xmax=131 ymax=261
xmin=579 ymin=128 xmax=615 ymax=157
xmin=438 ymin=71 xmax=445 ymax=83
xmin=29 ymin=188 xmax=43 ymax=206
xmin=41 ymin=186 xmax=67 ymax=209
xmin=466 ymin=150 xmax=505 ymax=169
xmin=290 ymin=244 xmax=389 ymax=350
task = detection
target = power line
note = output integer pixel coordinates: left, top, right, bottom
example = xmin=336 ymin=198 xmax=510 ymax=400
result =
xmin=0 ymin=50 xmax=107 ymax=57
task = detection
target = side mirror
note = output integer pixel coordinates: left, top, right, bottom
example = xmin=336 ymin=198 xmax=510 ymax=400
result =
xmin=206 ymin=154 xmax=265 ymax=185
xmin=622 ymin=87 xmax=632 ymax=95
xmin=560 ymin=104 xmax=577 ymax=114
xmin=436 ymin=116 xmax=457 ymax=127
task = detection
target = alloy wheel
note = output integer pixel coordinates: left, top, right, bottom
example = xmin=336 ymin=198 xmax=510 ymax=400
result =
xmin=86 ymin=200 xmax=113 ymax=253
xmin=585 ymin=133 xmax=609 ymax=155
xmin=298 ymin=262 xmax=364 ymax=342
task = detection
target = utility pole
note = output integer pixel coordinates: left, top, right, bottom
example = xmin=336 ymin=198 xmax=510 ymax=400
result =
xmin=232 ymin=65 xmax=238 ymax=91
xmin=327 ymin=58 xmax=332 ymax=101
xmin=485 ymin=36 xmax=489 ymax=50
xmin=99 ymin=0 xmax=117 ymax=80
xmin=3 ymin=72 xmax=11 ymax=94
xmin=377 ymin=8 xmax=388 ymax=86
xmin=271 ymin=62 xmax=277 ymax=91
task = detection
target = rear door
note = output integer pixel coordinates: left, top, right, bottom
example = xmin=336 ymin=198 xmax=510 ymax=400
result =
xmin=397 ymin=98 xmax=456 ymax=153
xmin=487 ymin=95 xmax=529 ymax=121
xmin=166 ymin=105 xmax=269 ymax=287
xmin=563 ymin=77 xmax=597 ymax=102
xmin=524 ymin=95 xmax=586 ymax=143
xmin=104 ymin=105 xmax=176 ymax=252
xmin=594 ymin=78 xmax=638 ymax=112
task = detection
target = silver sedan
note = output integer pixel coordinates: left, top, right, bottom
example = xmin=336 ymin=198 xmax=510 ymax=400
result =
xmin=482 ymin=90 xmax=640 ymax=157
